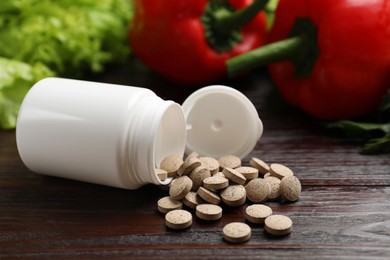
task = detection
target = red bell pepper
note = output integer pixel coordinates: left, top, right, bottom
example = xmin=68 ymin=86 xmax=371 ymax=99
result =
xmin=130 ymin=0 xmax=268 ymax=85
xmin=227 ymin=0 xmax=390 ymax=120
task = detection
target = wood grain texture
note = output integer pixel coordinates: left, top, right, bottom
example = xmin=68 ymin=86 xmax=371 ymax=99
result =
xmin=1 ymin=61 xmax=390 ymax=259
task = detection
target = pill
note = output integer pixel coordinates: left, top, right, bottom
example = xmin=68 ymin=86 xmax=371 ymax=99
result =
xmin=177 ymin=156 xmax=202 ymax=176
xmin=280 ymin=175 xmax=302 ymax=202
xmin=220 ymin=185 xmax=246 ymax=207
xmin=189 ymin=166 xmax=211 ymax=191
xmin=245 ymin=204 xmax=272 ymax=224
xmin=245 ymin=178 xmax=270 ymax=203
xmin=203 ymin=176 xmax=229 ymax=190
xmin=183 ymin=191 xmax=205 ymax=209
xmin=169 ymin=176 xmax=192 ymax=200
xmin=265 ymin=215 xmax=292 ymax=236
xmin=249 ymin=158 xmax=270 ymax=175
xmin=185 ymin=151 xmax=199 ymax=160
xmin=263 ymin=172 xmax=271 ymax=178
xmin=155 ymin=168 xmax=168 ymax=181
xmin=269 ymin=163 xmax=294 ymax=179
xmin=222 ymin=167 xmax=246 ymax=185
xmin=223 ymin=222 xmax=251 ymax=243
xmin=165 ymin=209 xmax=192 ymax=230
xmin=218 ymin=155 xmax=241 ymax=169
xmin=197 ymin=187 xmax=221 ymax=205
xmin=199 ymin=157 xmax=220 ymax=175
xmin=160 ymin=155 xmax=183 ymax=177
xmin=196 ymin=204 xmax=223 ymax=221
xmin=235 ymin=166 xmax=259 ymax=180
xmin=264 ymin=176 xmax=281 ymax=201
xmin=213 ymin=172 xmax=225 ymax=178
xmin=157 ymin=196 xmax=183 ymax=214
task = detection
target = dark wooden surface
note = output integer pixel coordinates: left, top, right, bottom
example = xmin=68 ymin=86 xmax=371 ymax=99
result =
xmin=1 ymin=60 xmax=390 ymax=259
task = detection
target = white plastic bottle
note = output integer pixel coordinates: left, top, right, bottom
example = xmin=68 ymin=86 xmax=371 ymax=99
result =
xmin=16 ymin=77 xmax=263 ymax=189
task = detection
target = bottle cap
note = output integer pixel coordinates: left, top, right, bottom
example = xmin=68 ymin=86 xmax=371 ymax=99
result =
xmin=182 ymin=85 xmax=263 ymax=159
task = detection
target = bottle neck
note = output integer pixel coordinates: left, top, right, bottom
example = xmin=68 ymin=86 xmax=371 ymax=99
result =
xmin=125 ymin=95 xmax=186 ymax=187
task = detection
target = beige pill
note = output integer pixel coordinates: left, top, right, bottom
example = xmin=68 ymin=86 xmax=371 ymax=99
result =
xmin=265 ymin=215 xmax=292 ymax=236
xmin=263 ymin=172 xmax=271 ymax=178
xmin=169 ymin=176 xmax=192 ymax=200
xmin=189 ymin=166 xmax=211 ymax=191
xmin=157 ymin=196 xmax=183 ymax=214
xmin=269 ymin=163 xmax=294 ymax=179
xmin=250 ymin=158 xmax=270 ymax=175
xmin=177 ymin=156 xmax=202 ymax=176
xmin=155 ymin=168 xmax=168 ymax=181
xmin=160 ymin=155 xmax=183 ymax=177
xmin=280 ymin=175 xmax=302 ymax=202
xmin=245 ymin=178 xmax=270 ymax=203
xmin=165 ymin=209 xmax=192 ymax=230
xmin=264 ymin=176 xmax=281 ymax=201
xmin=197 ymin=187 xmax=221 ymax=205
xmin=183 ymin=191 xmax=205 ymax=209
xmin=218 ymin=155 xmax=241 ymax=169
xmin=213 ymin=172 xmax=225 ymax=178
xmin=203 ymin=176 xmax=229 ymax=190
xmin=220 ymin=185 xmax=246 ymax=207
xmin=222 ymin=167 xmax=246 ymax=185
xmin=185 ymin=151 xmax=199 ymax=160
xmin=196 ymin=204 xmax=222 ymax=221
xmin=199 ymin=157 xmax=220 ymax=175
xmin=235 ymin=166 xmax=259 ymax=180
xmin=245 ymin=204 xmax=272 ymax=224
xmin=223 ymin=222 xmax=251 ymax=243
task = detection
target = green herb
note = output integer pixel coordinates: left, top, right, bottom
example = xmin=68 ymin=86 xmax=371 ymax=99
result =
xmin=0 ymin=0 xmax=133 ymax=129
xmin=326 ymin=91 xmax=390 ymax=154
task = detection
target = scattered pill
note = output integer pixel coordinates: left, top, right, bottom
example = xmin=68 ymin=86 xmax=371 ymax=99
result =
xmin=223 ymin=222 xmax=251 ymax=243
xmin=196 ymin=204 xmax=223 ymax=221
xmin=264 ymin=176 xmax=281 ymax=201
xmin=213 ymin=172 xmax=225 ymax=178
xmin=155 ymin=168 xmax=168 ymax=181
xmin=169 ymin=176 xmax=192 ymax=200
xmin=189 ymin=166 xmax=211 ymax=191
xmin=203 ymin=176 xmax=229 ymax=190
xmin=157 ymin=196 xmax=183 ymax=214
xmin=177 ymin=156 xmax=202 ymax=176
xmin=235 ymin=166 xmax=259 ymax=180
xmin=183 ymin=191 xmax=204 ymax=209
xmin=165 ymin=209 xmax=192 ymax=230
xmin=222 ymin=167 xmax=246 ymax=185
xmin=280 ymin=175 xmax=302 ymax=202
xmin=185 ymin=151 xmax=199 ymax=160
xmin=199 ymin=157 xmax=220 ymax=175
xmin=220 ymin=185 xmax=246 ymax=207
xmin=160 ymin=155 xmax=183 ymax=177
xmin=245 ymin=204 xmax=272 ymax=224
xmin=197 ymin=187 xmax=221 ymax=205
xmin=265 ymin=215 xmax=292 ymax=236
xmin=263 ymin=172 xmax=271 ymax=178
xmin=250 ymin=158 xmax=270 ymax=175
xmin=245 ymin=178 xmax=270 ymax=203
xmin=269 ymin=163 xmax=294 ymax=179
xmin=218 ymin=155 xmax=241 ymax=169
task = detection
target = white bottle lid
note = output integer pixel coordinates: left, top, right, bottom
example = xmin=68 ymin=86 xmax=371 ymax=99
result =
xmin=182 ymin=85 xmax=263 ymax=159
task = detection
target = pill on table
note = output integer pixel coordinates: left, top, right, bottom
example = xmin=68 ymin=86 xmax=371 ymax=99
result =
xmin=157 ymin=196 xmax=183 ymax=214
xmin=222 ymin=167 xmax=246 ymax=185
xmin=196 ymin=204 xmax=223 ymax=221
xmin=249 ymin=158 xmax=270 ymax=175
xmin=245 ymin=178 xmax=270 ymax=203
xmin=160 ymin=155 xmax=183 ymax=177
xmin=183 ymin=191 xmax=204 ymax=209
xmin=203 ymin=176 xmax=229 ymax=190
xmin=280 ymin=175 xmax=302 ymax=202
xmin=165 ymin=209 xmax=192 ymax=230
xmin=245 ymin=204 xmax=272 ymax=224
xmin=177 ymin=156 xmax=202 ymax=176
xmin=269 ymin=163 xmax=294 ymax=179
xmin=218 ymin=155 xmax=241 ymax=169
xmin=197 ymin=187 xmax=221 ymax=205
xmin=265 ymin=215 xmax=292 ymax=236
xmin=223 ymin=222 xmax=251 ymax=243
xmin=155 ymin=168 xmax=168 ymax=181
xmin=235 ymin=166 xmax=259 ymax=180
xmin=199 ymin=157 xmax=220 ymax=175
xmin=220 ymin=185 xmax=246 ymax=207
xmin=189 ymin=166 xmax=211 ymax=191
xmin=169 ymin=176 xmax=192 ymax=200
xmin=264 ymin=176 xmax=281 ymax=201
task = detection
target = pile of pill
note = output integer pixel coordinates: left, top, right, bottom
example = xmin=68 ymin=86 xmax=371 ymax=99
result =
xmin=156 ymin=153 xmax=301 ymax=243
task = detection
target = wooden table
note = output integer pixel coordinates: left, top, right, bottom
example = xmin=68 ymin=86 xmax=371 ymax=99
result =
xmin=1 ymin=61 xmax=390 ymax=259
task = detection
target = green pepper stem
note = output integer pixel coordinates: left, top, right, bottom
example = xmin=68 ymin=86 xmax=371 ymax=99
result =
xmin=214 ymin=0 xmax=269 ymax=36
xmin=227 ymin=35 xmax=305 ymax=77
